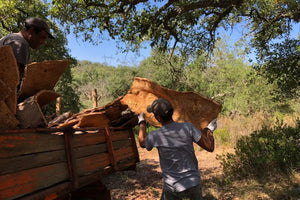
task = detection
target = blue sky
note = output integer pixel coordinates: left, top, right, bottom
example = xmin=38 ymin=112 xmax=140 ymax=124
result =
xmin=66 ymin=22 xmax=299 ymax=67
xmin=66 ymin=34 xmax=152 ymax=67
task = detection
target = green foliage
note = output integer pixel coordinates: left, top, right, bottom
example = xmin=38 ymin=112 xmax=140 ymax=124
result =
xmin=257 ymin=39 xmax=300 ymax=100
xmin=185 ymin=39 xmax=277 ymax=116
xmin=214 ymin=128 xmax=231 ymax=146
xmin=218 ymin=121 xmax=300 ymax=179
xmin=137 ymin=49 xmax=188 ymax=90
xmin=72 ymin=61 xmax=137 ymax=109
xmin=106 ymin=66 xmax=137 ymax=99
xmin=0 ymin=0 xmax=48 ymax=36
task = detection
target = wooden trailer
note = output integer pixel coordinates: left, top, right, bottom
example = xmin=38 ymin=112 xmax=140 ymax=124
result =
xmin=0 ymin=126 xmax=139 ymax=200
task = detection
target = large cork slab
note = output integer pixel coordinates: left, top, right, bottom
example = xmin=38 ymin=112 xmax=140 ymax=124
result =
xmin=18 ymin=60 xmax=70 ymax=101
xmin=35 ymin=90 xmax=61 ymax=107
xmin=121 ymin=77 xmax=222 ymax=130
xmin=0 ymin=79 xmax=12 ymax=101
xmin=0 ymin=46 xmax=19 ymax=114
xmin=74 ymin=112 xmax=110 ymax=128
xmin=16 ymin=90 xmax=61 ymax=129
xmin=0 ymin=101 xmax=19 ymax=130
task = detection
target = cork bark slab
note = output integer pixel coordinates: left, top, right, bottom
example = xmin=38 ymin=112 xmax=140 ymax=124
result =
xmin=121 ymin=77 xmax=222 ymax=130
xmin=0 ymin=46 xmax=19 ymax=115
xmin=74 ymin=112 xmax=110 ymax=128
xmin=0 ymin=79 xmax=12 ymax=101
xmin=18 ymin=60 xmax=70 ymax=101
xmin=35 ymin=90 xmax=61 ymax=107
xmin=0 ymin=101 xmax=19 ymax=130
xmin=16 ymin=90 xmax=61 ymax=129
xmin=56 ymin=97 xmax=136 ymax=128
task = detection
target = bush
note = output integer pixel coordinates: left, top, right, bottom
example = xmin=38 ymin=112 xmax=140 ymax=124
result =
xmin=217 ymin=120 xmax=300 ymax=179
xmin=214 ymin=128 xmax=231 ymax=146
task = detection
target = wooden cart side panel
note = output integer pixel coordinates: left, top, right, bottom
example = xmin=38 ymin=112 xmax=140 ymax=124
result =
xmin=114 ymin=146 xmax=135 ymax=162
xmin=0 ymin=133 xmax=65 ymax=158
xmin=73 ymin=131 xmax=106 ymax=148
xmin=110 ymin=129 xmax=131 ymax=141
xmin=73 ymin=143 xmax=107 ymax=159
xmin=0 ymin=127 xmax=139 ymax=200
xmin=76 ymin=153 xmax=111 ymax=177
xmin=113 ymin=140 xmax=132 ymax=150
xmin=0 ymin=163 xmax=69 ymax=200
xmin=0 ymin=149 xmax=66 ymax=176
xmin=21 ymin=182 xmax=71 ymax=200
xmin=116 ymin=156 xmax=139 ymax=171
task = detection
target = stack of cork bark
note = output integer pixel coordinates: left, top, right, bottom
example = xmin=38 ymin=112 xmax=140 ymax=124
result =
xmin=0 ymin=46 xmax=70 ymax=130
xmin=0 ymin=46 xmax=20 ymax=130
xmin=50 ymin=77 xmax=222 ymax=131
xmin=49 ymin=96 xmax=138 ymax=129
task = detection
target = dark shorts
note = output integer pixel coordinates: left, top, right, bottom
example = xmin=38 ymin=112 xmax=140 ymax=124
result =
xmin=161 ymin=184 xmax=203 ymax=200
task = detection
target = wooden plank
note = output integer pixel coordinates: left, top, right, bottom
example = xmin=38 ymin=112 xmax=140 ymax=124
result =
xmin=77 ymin=166 xmax=113 ymax=189
xmin=116 ymin=156 xmax=138 ymax=171
xmin=73 ymin=143 xmax=107 ymax=159
xmin=76 ymin=153 xmax=111 ymax=177
xmin=0 ymin=163 xmax=69 ymax=200
xmin=0 ymin=133 xmax=64 ymax=158
xmin=0 ymin=150 xmax=66 ymax=176
xmin=63 ymin=129 xmax=78 ymax=189
xmin=114 ymin=147 xmax=135 ymax=162
xmin=73 ymin=143 xmax=108 ymax=158
xmin=72 ymin=132 xmax=106 ymax=148
xmin=112 ymin=140 xmax=131 ymax=150
xmin=104 ymin=128 xmax=116 ymax=169
xmin=129 ymin=128 xmax=140 ymax=162
xmin=110 ymin=129 xmax=130 ymax=141
xmin=20 ymin=182 xmax=71 ymax=200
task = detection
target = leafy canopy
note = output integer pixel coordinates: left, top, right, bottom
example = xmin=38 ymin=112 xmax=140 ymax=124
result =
xmin=50 ymin=0 xmax=300 ymax=55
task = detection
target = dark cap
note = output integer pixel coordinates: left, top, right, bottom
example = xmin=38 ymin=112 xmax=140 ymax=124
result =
xmin=25 ymin=17 xmax=54 ymax=39
xmin=147 ymin=98 xmax=173 ymax=117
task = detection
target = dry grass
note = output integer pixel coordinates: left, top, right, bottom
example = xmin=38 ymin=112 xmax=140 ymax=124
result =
xmin=202 ymin=169 xmax=300 ymax=200
xmin=216 ymin=112 xmax=299 ymax=147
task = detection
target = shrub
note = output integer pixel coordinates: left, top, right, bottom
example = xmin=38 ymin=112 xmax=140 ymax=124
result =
xmin=217 ymin=120 xmax=300 ymax=179
xmin=214 ymin=128 xmax=231 ymax=146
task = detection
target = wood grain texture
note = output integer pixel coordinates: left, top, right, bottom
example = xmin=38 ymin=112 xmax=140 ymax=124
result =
xmin=0 ymin=163 xmax=69 ymax=200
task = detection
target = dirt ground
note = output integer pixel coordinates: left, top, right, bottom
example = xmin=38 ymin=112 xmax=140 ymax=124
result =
xmin=102 ymin=145 xmax=228 ymax=200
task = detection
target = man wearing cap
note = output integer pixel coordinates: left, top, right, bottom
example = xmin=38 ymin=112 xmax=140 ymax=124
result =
xmin=138 ymin=98 xmax=217 ymax=200
xmin=0 ymin=17 xmax=54 ymax=88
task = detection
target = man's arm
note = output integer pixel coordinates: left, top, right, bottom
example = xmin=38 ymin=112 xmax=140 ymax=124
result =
xmin=196 ymin=128 xmax=215 ymax=152
xmin=139 ymin=122 xmax=147 ymax=148
xmin=138 ymin=113 xmax=146 ymax=148
xmin=196 ymin=118 xmax=217 ymax=152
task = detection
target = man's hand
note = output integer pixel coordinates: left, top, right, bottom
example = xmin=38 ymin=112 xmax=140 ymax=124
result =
xmin=138 ymin=112 xmax=146 ymax=125
xmin=207 ymin=118 xmax=217 ymax=132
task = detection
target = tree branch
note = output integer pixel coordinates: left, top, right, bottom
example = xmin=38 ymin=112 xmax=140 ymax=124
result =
xmin=176 ymin=0 xmax=243 ymax=15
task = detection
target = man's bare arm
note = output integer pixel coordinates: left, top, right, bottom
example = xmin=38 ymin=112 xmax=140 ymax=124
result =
xmin=138 ymin=122 xmax=146 ymax=148
xmin=196 ymin=128 xmax=215 ymax=152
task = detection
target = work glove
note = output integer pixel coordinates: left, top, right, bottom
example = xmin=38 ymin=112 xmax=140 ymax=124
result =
xmin=138 ymin=112 xmax=146 ymax=125
xmin=207 ymin=118 xmax=217 ymax=132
